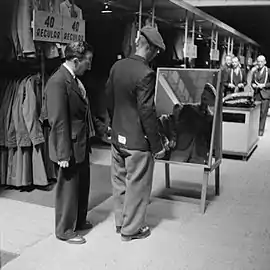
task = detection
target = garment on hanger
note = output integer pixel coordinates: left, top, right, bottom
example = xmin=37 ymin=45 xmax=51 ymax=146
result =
xmin=60 ymin=0 xmax=83 ymax=19
xmin=122 ymin=20 xmax=137 ymax=58
xmin=0 ymin=74 xmax=54 ymax=186
xmin=59 ymin=0 xmax=83 ymax=57
xmin=173 ymin=31 xmax=185 ymax=61
xmin=16 ymin=0 xmax=36 ymax=58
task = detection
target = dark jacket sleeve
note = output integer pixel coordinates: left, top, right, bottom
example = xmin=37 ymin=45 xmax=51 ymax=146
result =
xmin=105 ymin=68 xmax=114 ymax=124
xmin=46 ymin=78 xmax=72 ymax=161
xmin=135 ymin=72 xmax=162 ymax=154
xmin=221 ymin=67 xmax=230 ymax=88
xmin=92 ymin=114 xmax=108 ymax=137
xmin=265 ymin=68 xmax=270 ymax=89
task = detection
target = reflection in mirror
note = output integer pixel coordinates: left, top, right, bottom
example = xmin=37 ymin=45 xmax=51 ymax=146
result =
xmin=155 ymin=69 xmax=219 ymax=165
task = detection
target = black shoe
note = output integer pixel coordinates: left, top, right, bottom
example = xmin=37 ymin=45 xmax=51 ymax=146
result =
xmin=121 ymin=226 xmax=151 ymax=242
xmin=116 ymin=226 xmax=122 ymax=234
xmin=58 ymin=235 xmax=86 ymax=245
xmin=76 ymin=221 xmax=93 ymax=231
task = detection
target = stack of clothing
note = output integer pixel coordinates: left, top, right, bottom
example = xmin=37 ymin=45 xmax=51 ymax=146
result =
xmin=223 ymin=92 xmax=255 ymax=108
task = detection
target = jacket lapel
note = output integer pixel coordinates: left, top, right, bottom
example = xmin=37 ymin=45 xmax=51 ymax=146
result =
xmin=256 ymin=67 xmax=266 ymax=82
xmin=71 ymin=79 xmax=88 ymax=104
xmin=59 ymin=65 xmax=87 ymax=104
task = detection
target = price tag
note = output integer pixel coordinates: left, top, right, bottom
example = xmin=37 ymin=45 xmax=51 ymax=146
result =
xmin=33 ymin=10 xmax=62 ymax=43
xmin=184 ymin=43 xmax=192 ymax=58
xmin=210 ymin=49 xmax=220 ymax=61
xmin=184 ymin=44 xmax=197 ymax=59
xmin=239 ymin=55 xmax=245 ymax=65
xmin=62 ymin=17 xmax=85 ymax=44
xmin=192 ymin=45 xmax=197 ymax=59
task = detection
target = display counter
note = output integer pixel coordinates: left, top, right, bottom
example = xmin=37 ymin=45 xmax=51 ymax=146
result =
xmin=222 ymin=102 xmax=260 ymax=160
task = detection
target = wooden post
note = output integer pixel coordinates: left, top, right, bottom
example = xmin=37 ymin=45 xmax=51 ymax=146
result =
xmin=165 ymin=163 xmax=170 ymax=188
xmin=230 ymin=37 xmax=234 ymax=55
xmin=210 ymin=24 xmax=214 ymax=69
xmin=138 ymin=0 xmax=143 ymax=31
xmin=151 ymin=0 xmax=156 ymax=27
xmin=184 ymin=10 xmax=188 ymax=67
xmin=215 ymin=166 xmax=220 ymax=196
xmin=227 ymin=37 xmax=230 ymax=54
xmin=41 ymin=48 xmax=45 ymax=93
xmin=200 ymin=170 xmax=209 ymax=214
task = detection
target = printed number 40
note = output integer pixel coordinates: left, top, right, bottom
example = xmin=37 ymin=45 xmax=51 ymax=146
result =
xmin=44 ymin=16 xmax=55 ymax=28
xmin=72 ymin=21 xmax=80 ymax=32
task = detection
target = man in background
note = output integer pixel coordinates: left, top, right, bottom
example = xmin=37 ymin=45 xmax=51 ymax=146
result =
xmin=224 ymin=56 xmax=247 ymax=96
xmin=252 ymin=55 xmax=270 ymax=136
xmin=106 ymin=26 xmax=167 ymax=241
xmin=221 ymin=54 xmax=233 ymax=95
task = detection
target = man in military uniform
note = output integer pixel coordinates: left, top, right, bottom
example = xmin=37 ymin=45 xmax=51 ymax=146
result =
xmin=252 ymin=55 xmax=270 ymax=136
xmin=106 ymin=26 xmax=167 ymax=241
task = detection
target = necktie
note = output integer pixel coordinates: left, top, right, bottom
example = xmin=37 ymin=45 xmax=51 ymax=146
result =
xmin=75 ymin=78 xmax=86 ymax=99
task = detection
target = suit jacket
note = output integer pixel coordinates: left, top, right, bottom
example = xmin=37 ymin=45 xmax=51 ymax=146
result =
xmin=106 ymin=55 xmax=162 ymax=154
xmin=45 ymin=65 xmax=94 ymax=164
xmin=224 ymin=68 xmax=247 ymax=95
xmin=251 ymin=66 xmax=270 ymax=100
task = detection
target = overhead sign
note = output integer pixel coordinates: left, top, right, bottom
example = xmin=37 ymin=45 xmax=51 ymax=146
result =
xmin=33 ymin=11 xmax=62 ymax=43
xmin=32 ymin=10 xmax=85 ymax=43
xmin=62 ymin=17 xmax=85 ymax=44
xmin=210 ymin=49 xmax=220 ymax=61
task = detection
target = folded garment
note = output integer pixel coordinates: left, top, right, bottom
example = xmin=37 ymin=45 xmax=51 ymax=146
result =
xmin=223 ymin=91 xmax=253 ymax=103
xmin=223 ymin=98 xmax=255 ymax=108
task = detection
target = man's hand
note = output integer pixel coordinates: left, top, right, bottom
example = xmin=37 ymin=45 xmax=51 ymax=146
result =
xmin=58 ymin=160 xmax=69 ymax=168
xmin=154 ymin=148 xmax=166 ymax=159
xmin=106 ymin=126 xmax=112 ymax=140
xmin=169 ymin=139 xmax=176 ymax=149
xmin=228 ymin=83 xmax=235 ymax=89
xmin=238 ymin=83 xmax=244 ymax=88
xmin=163 ymin=136 xmax=170 ymax=151
xmin=252 ymin=83 xmax=258 ymax=88
xmin=257 ymin=83 xmax=265 ymax=89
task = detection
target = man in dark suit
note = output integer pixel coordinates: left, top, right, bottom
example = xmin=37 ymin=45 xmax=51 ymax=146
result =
xmin=224 ymin=56 xmax=247 ymax=96
xmin=221 ymin=54 xmax=232 ymax=96
xmin=251 ymin=55 xmax=270 ymax=136
xmin=106 ymin=26 xmax=167 ymax=241
xmin=46 ymin=42 xmax=97 ymax=244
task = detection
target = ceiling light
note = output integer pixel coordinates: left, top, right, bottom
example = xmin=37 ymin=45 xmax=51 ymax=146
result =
xmin=101 ymin=2 xmax=112 ymax=14
xmin=196 ymin=25 xmax=203 ymax=41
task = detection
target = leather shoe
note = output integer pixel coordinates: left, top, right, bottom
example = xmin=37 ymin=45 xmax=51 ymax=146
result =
xmin=121 ymin=226 xmax=151 ymax=242
xmin=76 ymin=221 xmax=93 ymax=231
xmin=65 ymin=235 xmax=86 ymax=245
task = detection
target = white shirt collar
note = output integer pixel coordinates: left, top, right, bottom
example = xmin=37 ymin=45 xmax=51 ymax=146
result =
xmin=63 ymin=63 xmax=76 ymax=79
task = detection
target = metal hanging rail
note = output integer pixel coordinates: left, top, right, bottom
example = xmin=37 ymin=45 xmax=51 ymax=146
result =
xmin=169 ymin=0 xmax=259 ymax=46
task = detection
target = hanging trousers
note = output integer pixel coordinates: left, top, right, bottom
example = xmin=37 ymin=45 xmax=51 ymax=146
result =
xmin=54 ymin=156 xmax=90 ymax=240
xmin=111 ymin=144 xmax=154 ymax=235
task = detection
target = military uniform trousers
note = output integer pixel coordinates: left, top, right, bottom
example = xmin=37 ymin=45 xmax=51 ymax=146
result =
xmin=111 ymin=144 xmax=154 ymax=235
xmin=54 ymin=155 xmax=90 ymax=240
